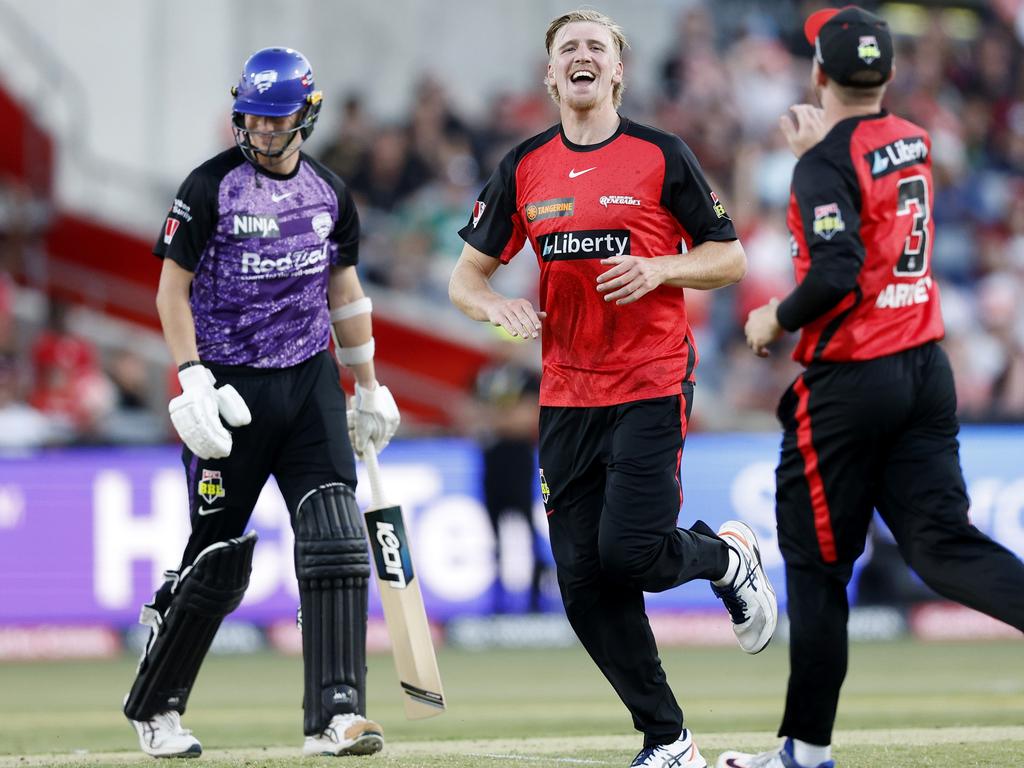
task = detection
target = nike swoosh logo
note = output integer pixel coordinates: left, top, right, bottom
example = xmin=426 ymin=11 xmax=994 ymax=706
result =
xmin=197 ymin=506 xmax=224 ymax=516
xmin=271 ymin=191 xmax=293 ymax=202
xmin=568 ymin=167 xmax=596 ymax=178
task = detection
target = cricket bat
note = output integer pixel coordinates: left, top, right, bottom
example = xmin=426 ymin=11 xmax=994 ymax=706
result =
xmin=361 ymin=443 xmax=446 ymax=719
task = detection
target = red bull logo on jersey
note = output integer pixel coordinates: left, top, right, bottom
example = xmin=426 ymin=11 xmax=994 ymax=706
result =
xmin=865 ymin=136 xmax=928 ymax=177
xmin=812 ymin=203 xmax=845 ymax=240
xmin=538 ymin=229 xmax=630 ymax=261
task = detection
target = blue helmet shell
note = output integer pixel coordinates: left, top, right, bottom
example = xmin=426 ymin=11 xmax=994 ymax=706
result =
xmin=230 ymin=47 xmax=323 ymax=164
xmin=232 ymin=47 xmax=318 ymax=117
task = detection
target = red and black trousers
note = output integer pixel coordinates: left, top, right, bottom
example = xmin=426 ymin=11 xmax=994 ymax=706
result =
xmin=774 ymin=341 xmax=1024 ymax=745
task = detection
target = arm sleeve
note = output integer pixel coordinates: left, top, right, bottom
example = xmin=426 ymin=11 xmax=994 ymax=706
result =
xmin=457 ymin=150 xmax=526 ymax=262
xmin=329 ymin=182 xmax=360 ymax=267
xmin=663 ymin=136 xmax=737 ymax=246
xmin=776 ymin=153 xmax=864 ymax=331
xmin=152 ymin=169 xmax=217 ymax=272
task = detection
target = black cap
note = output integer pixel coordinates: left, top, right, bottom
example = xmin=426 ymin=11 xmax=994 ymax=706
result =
xmin=804 ymin=6 xmax=893 ymax=88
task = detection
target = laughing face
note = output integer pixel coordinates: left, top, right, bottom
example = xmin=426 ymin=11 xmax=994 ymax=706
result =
xmin=547 ymin=20 xmax=623 ymax=113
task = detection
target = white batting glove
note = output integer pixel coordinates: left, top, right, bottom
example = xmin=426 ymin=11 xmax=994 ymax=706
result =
xmin=347 ymin=381 xmax=400 ymax=458
xmin=168 ymin=365 xmax=252 ymax=459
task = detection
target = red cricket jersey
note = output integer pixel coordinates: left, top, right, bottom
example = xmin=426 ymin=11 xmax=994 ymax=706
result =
xmin=786 ymin=111 xmax=944 ymax=364
xmin=459 ymin=119 xmax=736 ymax=407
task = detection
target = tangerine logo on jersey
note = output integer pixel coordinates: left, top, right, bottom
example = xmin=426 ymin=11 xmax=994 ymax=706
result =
xmin=525 ymin=197 xmax=575 ymax=222
xmin=812 ymin=203 xmax=845 ymax=241
xmin=538 ymin=229 xmax=630 ymax=261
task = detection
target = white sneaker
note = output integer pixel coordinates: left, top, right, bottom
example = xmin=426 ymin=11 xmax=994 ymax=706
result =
xmin=630 ymin=729 xmax=707 ymax=767
xmin=716 ymin=739 xmax=834 ymax=767
xmin=128 ymin=710 xmax=202 ymax=758
xmin=302 ymin=713 xmax=384 ymax=756
xmin=712 ymin=520 xmax=778 ymax=654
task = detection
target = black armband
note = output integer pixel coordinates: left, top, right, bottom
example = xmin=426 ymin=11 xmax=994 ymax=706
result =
xmin=177 ymin=360 xmax=203 ymax=372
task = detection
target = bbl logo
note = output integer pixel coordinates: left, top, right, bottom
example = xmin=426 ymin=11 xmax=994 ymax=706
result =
xmin=857 ymin=35 xmax=881 ymax=64
xmin=711 ymin=191 xmax=729 ymax=219
xmin=198 ymin=469 xmax=226 ymax=505
xmin=539 ymin=469 xmax=550 ymax=505
xmin=812 ymin=203 xmax=845 ymax=241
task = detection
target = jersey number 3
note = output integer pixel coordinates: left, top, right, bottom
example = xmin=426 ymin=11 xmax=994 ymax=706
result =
xmin=894 ymin=175 xmax=930 ymax=277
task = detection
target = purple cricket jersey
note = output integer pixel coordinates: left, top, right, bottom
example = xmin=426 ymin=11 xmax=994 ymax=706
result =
xmin=154 ymin=147 xmax=359 ymax=368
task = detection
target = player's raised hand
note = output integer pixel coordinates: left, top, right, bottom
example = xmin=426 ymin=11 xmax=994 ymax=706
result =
xmin=484 ymin=297 xmax=546 ymax=339
xmin=744 ymin=298 xmax=783 ymax=357
xmin=596 ymin=255 xmax=665 ymax=305
xmin=780 ymin=104 xmax=827 ymax=159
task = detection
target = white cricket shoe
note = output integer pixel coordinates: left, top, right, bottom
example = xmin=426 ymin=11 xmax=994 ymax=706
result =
xmin=716 ymin=739 xmax=834 ymax=767
xmin=128 ymin=710 xmax=202 ymax=758
xmin=302 ymin=713 xmax=384 ymax=756
xmin=630 ymin=729 xmax=707 ymax=767
xmin=712 ymin=520 xmax=778 ymax=654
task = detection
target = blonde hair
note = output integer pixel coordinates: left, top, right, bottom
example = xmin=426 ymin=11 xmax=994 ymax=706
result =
xmin=545 ymin=8 xmax=628 ymax=108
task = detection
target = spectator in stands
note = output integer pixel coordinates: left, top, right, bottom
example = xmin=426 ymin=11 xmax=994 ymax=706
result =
xmin=0 ymin=351 xmax=60 ymax=450
xmin=102 ymin=347 xmax=165 ymax=444
xmin=28 ymin=300 xmax=113 ymax=440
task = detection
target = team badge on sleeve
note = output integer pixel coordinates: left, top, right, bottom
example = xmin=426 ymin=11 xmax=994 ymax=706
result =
xmin=812 ymin=203 xmax=845 ymax=240
xmin=711 ymin=191 xmax=729 ymax=219
xmin=164 ymin=218 xmax=181 ymax=245
xmin=471 ymin=200 xmax=487 ymax=228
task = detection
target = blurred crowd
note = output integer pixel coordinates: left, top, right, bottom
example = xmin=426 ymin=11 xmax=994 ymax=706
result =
xmin=0 ymin=180 xmax=164 ymax=449
xmin=0 ymin=0 xmax=1022 ymax=450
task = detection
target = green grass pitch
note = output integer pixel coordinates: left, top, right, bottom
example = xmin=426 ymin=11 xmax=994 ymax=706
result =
xmin=0 ymin=639 xmax=1020 ymax=766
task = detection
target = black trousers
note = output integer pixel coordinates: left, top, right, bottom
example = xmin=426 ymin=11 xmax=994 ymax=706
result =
xmin=775 ymin=342 xmax=1024 ymax=745
xmin=539 ymin=383 xmax=730 ymax=748
xmin=179 ymin=351 xmax=356 ymax=565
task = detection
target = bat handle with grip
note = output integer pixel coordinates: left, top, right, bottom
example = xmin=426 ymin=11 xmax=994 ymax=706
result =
xmin=362 ymin=442 xmax=388 ymax=510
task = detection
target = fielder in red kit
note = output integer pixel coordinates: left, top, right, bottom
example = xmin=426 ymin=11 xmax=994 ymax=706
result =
xmin=722 ymin=7 xmax=1024 ymax=768
xmin=450 ymin=9 xmax=778 ymax=768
